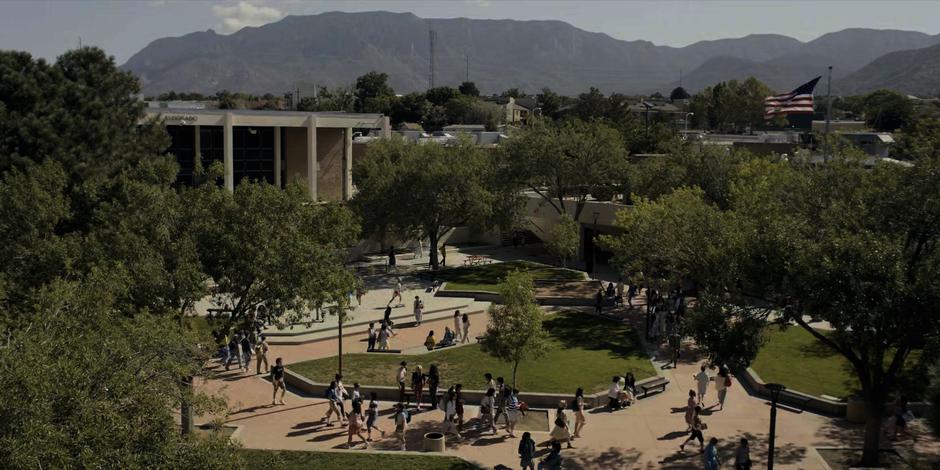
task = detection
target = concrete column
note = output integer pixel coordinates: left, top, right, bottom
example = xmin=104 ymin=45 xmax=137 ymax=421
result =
xmin=273 ymin=126 xmax=282 ymax=188
xmin=223 ymin=112 xmax=234 ymax=191
xmin=194 ymin=125 xmax=201 ymax=160
xmin=343 ymin=127 xmax=353 ymax=200
xmin=381 ymin=116 xmax=392 ymax=138
xmin=306 ymin=117 xmax=318 ymax=201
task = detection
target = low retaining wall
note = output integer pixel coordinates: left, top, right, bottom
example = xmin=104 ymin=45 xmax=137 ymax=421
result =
xmin=283 ymin=369 xmax=665 ymax=410
xmin=738 ymin=367 xmax=931 ymax=419
xmin=436 ymin=282 xmax=600 ymax=307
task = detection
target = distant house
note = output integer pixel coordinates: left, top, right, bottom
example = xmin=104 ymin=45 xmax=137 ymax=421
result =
xmin=482 ymin=96 xmax=533 ymax=123
xmin=840 ymin=132 xmax=895 ymax=157
xmin=398 ymin=122 xmax=424 ymax=132
xmin=443 ymin=124 xmax=486 ymax=133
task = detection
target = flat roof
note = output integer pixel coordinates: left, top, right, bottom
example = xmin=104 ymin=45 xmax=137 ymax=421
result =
xmin=143 ymin=108 xmax=386 ymax=129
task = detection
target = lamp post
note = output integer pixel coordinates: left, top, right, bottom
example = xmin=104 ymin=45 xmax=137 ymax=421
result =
xmin=591 ymin=211 xmax=599 ymax=279
xmin=684 ymin=112 xmax=694 ymax=132
xmin=766 ymin=383 xmax=786 ymax=470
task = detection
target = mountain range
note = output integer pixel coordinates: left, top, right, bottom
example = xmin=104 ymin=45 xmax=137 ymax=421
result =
xmin=122 ymin=11 xmax=940 ymax=98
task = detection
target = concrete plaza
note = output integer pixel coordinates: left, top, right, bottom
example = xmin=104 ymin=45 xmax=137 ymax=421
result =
xmin=197 ymin=249 xmax=940 ymax=469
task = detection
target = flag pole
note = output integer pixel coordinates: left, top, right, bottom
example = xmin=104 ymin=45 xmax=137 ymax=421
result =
xmin=825 ymin=66 xmax=833 ymax=162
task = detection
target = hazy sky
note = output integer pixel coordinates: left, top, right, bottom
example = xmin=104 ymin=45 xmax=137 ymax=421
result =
xmin=2 ymin=0 xmax=939 ymax=64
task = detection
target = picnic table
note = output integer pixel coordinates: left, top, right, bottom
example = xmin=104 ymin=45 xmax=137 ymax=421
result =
xmin=463 ymin=254 xmax=492 ymax=266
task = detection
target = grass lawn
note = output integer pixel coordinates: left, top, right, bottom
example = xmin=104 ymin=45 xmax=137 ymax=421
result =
xmin=291 ymin=311 xmax=654 ymax=394
xmin=240 ymin=449 xmax=480 ymax=470
xmin=437 ymin=260 xmax=585 ymax=293
xmin=751 ymin=326 xmax=859 ymax=399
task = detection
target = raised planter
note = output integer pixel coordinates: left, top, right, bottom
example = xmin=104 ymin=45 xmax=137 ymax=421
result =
xmin=423 ymin=432 xmax=445 ymax=452
xmin=283 ymin=368 xmax=666 ymax=410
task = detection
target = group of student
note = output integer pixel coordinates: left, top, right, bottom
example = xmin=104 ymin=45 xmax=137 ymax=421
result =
xmin=219 ymin=331 xmax=270 ymax=375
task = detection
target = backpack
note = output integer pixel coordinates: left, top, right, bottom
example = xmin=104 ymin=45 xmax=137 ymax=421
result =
xmin=724 ymin=376 xmax=733 ymax=387
xmin=404 ymin=409 xmax=412 ymax=423
xmin=571 ymin=398 xmax=579 ymax=411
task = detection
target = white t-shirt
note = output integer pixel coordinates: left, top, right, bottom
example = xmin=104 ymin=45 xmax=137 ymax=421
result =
xmin=608 ymin=382 xmax=621 ymax=399
xmin=397 ymin=367 xmax=406 ymax=383
xmin=695 ymin=371 xmax=710 ymax=390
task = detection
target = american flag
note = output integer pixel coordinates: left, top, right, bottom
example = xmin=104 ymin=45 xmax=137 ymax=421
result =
xmin=764 ymin=76 xmax=821 ymax=119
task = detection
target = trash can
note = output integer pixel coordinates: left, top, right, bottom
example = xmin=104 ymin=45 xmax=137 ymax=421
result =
xmin=423 ymin=432 xmax=445 ymax=452
xmin=846 ymin=396 xmax=866 ymax=423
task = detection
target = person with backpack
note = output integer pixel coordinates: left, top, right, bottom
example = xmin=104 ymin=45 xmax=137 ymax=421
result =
xmin=392 ymin=403 xmax=408 ymax=451
xmin=270 ymin=357 xmax=286 ymax=406
xmin=505 ymin=388 xmax=524 ymax=438
xmin=715 ymin=365 xmax=731 ymax=411
xmin=322 ymin=381 xmax=345 ymax=427
xmin=572 ymin=388 xmax=586 ymax=438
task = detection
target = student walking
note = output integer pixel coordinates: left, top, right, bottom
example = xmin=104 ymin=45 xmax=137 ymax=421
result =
xmin=685 ymin=390 xmax=697 ymax=431
xmin=388 ymin=279 xmax=403 ymax=307
xmin=427 ymin=364 xmax=441 ymax=409
xmin=572 ymin=388 xmax=587 ymax=438
xmin=346 ymin=401 xmax=369 ymax=449
xmin=240 ymin=333 xmax=253 ymax=372
xmin=393 ymin=403 xmax=408 ymax=450
xmin=715 ymin=366 xmax=731 ymax=410
xmin=455 ymin=383 xmax=466 ymax=430
xmin=270 ymin=357 xmax=286 ymax=405
xmin=519 ymin=431 xmax=537 ymax=470
xmin=694 ymin=364 xmax=710 ymax=405
xmin=365 ymin=392 xmax=386 ymax=441
xmin=679 ymin=406 xmax=705 ymax=452
xmin=254 ymin=335 xmax=269 ymax=374
xmin=439 ymin=244 xmax=447 ymax=267
xmin=734 ymin=438 xmax=751 ymax=470
xmin=480 ymin=388 xmax=498 ymax=434
xmin=549 ymin=401 xmax=573 ymax=449
xmin=461 ymin=312 xmax=470 ymax=343
xmin=411 ymin=365 xmax=426 ymax=409
xmin=453 ymin=311 xmax=462 ymax=342
xmin=595 ymin=289 xmax=604 ymax=314
xmin=377 ymin=322 xmax=391 ymax=350
xmin=704 ymin=437 xmax=721 ymax=470
xmin=441 ymin=388 xmax=462 ymax=439
xmin=505 ymin=388 xmax=523 ymax=438
xmin=538 ymin=441 xmax=563 ymax=470
xmin=335 ymin=374 xmax=349 ymax=420
xmin=366 ymin=322 xmax=377 ymax=351
xmin=413 ymin=296 xmax=424 ymax=326
xmin=396 ymin=361 xmax=408 ymax=403
xmin=225 ymin=334 xmax=242 ymax=371
xmin=323 ymin=381 xmax=345 ymax=427
xmin=493 ymin=377 xmax=508 ymax=426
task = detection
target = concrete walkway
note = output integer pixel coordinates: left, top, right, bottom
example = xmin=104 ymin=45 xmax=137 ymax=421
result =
xmin=197 ymin=249 xmax=940 ymax=469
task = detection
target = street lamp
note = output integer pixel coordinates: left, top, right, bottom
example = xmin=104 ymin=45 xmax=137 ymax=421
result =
xmin=684 ymin=112 xmax=694 ymax=132
xmin=766 ymin=383 xmax=786 ymax=470
xmin=591 ymin=211 xmax=599 ymax=279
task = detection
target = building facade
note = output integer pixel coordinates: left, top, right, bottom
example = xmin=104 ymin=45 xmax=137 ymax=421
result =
xmin=146 ymin=108 xmax=388 ymax=201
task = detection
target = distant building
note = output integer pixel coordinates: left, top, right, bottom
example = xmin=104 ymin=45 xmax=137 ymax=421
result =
xmin=146 ymin=100 xmax=210 ymax=110
xmin=811 ymin=120 xmax=869 ymax=133
xmin=839 ymin=132 xmax=895 ymax=157
xmin=482 ymin=96 xmax=533 ymax=123
xmin=443 ymin=124 xmax=486 ymax=133
xmin=144 ymin=108 xmax=387 ymax=201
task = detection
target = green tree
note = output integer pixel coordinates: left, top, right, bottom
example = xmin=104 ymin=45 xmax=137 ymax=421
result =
xmin=572 ymin=87 xmax=609 ymax=121
xmin=353 ymin=137 xmax=496 ymax=270
xmin=390 ymin=92 xmax=430 ymax=126
xmin=688 ymin=77 xmax=773 ymax=132
xmin=199 ymin=181 xmax=359 ymax=332
xmin=545 ymin=215 xmax=580 ymax=267
xmin=892 ymin=118 xmax=940 ymax=160
xmin=458 ymin=81 xmax=480 ymax=97
xmin=604 ymin=155 xmax=940 ymax=466
xmin=669 ymin=86 xmax=691 ymax=102
xmin=480 ymin=271 xmax=549 ymax=389
xmin=498 ymin=119 xmax=628 ymax=222
xmin=354 ymin=71 xmax=395 ymax=114
xmin=426 ymin=86 xmax=459 ymax=106
xmin=863 ymin=89 xmax=914 ymax=131
xmin=536 ymin=87 xmax=564 ymax=120
xmin=445 ymin=95 xmax=504 ymax=130
xmin=501 ymin=88 xmax=524 ymax=99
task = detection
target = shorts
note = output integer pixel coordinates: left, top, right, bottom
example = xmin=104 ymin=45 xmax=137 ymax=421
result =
xmin=273 ymin=378 xmax=285 ymax=389
xmin=367 ymin=415 xmax=377 ymax=429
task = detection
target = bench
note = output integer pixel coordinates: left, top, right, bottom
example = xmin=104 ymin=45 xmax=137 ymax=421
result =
xmin=367 ymin=349 xmax=402 ymax=354
xmin=638 ymin=377 xmax=670 ymax=398
xmin=402 ymin=390 xmax=445 ymax=407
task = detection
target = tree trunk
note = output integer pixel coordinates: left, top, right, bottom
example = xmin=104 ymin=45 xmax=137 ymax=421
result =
xmin=337 ymin=308 xmax=344 ymax=376
xmin=180 ymin=375 xmax=194 ymax=435
xmin=859 ymin=390 xmax=886 ymax=466
xmin=429 ymin=230 xmax=440 ymax=270
xmin=512 ymin=361 xmax=519 ymax=391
